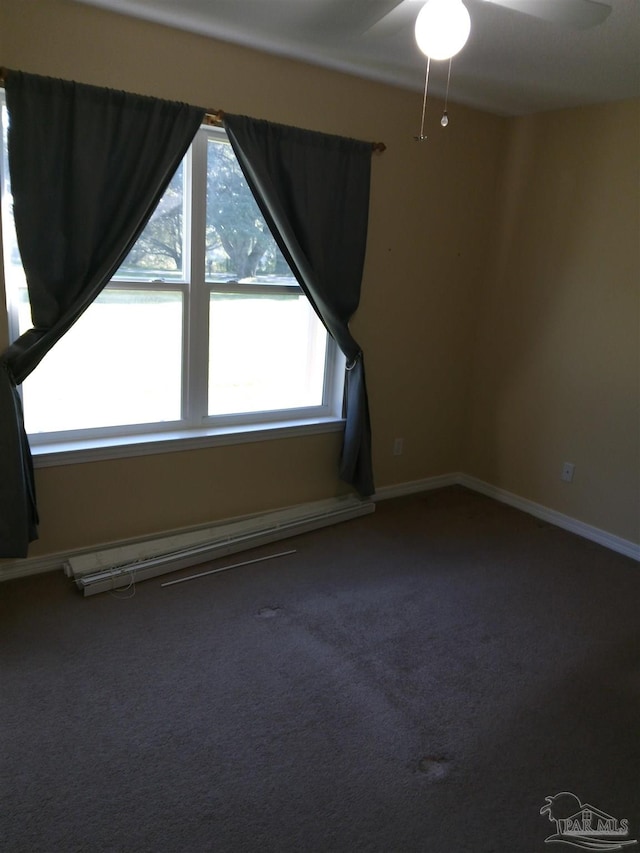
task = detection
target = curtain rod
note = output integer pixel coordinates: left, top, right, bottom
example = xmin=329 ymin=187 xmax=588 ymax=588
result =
xmin=0 ymin=67 xmax=386 ymax=152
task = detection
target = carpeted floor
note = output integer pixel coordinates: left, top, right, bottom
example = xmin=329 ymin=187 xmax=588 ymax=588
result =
xmin=1 ymin=486 xmax=638 ymax=852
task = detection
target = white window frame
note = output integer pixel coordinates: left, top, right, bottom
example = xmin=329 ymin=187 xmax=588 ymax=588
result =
xmin=0 ymin=115 xmax=345 ymax=468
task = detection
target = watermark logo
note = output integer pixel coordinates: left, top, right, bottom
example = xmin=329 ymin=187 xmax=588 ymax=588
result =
xmin=540 ymin=792 xmax=637 ymax=850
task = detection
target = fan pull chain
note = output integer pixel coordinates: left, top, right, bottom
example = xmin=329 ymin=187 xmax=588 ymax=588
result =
xmin=415 ymin=56 xmax=431 ymax=141
xmin=441 ymin=58 xmax=452 ymax=127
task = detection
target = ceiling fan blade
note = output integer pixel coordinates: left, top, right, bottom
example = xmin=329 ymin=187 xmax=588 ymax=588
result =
xmin=483 ymin=0 xmax=612 ymax=29
xmin=361 ymin=0 xmax=425 ymax=36
xmin=298 ymin=0 xmax=407 ymax=39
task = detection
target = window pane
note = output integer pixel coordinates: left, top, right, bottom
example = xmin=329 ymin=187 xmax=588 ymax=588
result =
xmin=1 ymin=113 xmax=340 ymax=443
xmin=115 ymin=162 xmax=186 ymax=282
xmin=19 ymin=290 xmax=183 ymax=433
xmin=205 ymin=138 xmax=294 ymax=283
xmin=1 ymin=103 xmax=27 ymax=323
xmin=208 ymin=293 xmax=327 ymax=415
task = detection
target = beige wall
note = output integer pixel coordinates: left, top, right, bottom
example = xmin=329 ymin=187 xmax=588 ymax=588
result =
xmin=465 ymin=101 xmax=640 ymax=543
xmin=0 ymin=0 xmax=505 ymax=557
xmin=2 ymin=2 xmax=637 ymax=558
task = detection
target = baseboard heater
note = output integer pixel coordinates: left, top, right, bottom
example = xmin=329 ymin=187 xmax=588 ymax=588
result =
xmin=65 ymin=495 xmax=375 ymax=597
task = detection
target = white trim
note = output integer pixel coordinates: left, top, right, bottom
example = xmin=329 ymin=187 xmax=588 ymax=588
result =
xmin=4 ymin=471 xmax=638 ymax=584
xmin=31 ymin=417 xmax=345 ymax=468
xmin=457 ymin=474 xmax=640 ymax=562
xmin=374 ymin=472 xmax=639 ymax=562
xmin=1 ymin=494 xmax=374 ymax=585
xmin=0 ymin=553 xmax=69 ymax=583
xmin=372 ymin=473 xmax=459 ymax=501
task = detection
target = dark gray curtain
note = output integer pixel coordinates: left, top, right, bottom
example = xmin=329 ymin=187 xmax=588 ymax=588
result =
xmin=224 ymin=114 xmax=374 ymax=497
xmin=0 ymin=71 xmax=204 ymax=557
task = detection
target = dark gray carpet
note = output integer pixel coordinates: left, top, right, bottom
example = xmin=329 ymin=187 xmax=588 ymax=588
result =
xmin=1 ymin=486 xmax=638 ymax=852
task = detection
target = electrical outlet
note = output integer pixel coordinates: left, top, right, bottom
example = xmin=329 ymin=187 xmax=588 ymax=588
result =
xmin=561 ymin=462 xmax=575 ymax=483
xmin=393 ymin=438 xmax=404 ymax=456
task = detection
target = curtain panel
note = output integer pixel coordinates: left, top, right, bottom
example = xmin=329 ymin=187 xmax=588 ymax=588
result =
xmin=0 ymin=71 xmax=204 ymax=557
xmin=224 ymin=114 xmax=375 ymax=497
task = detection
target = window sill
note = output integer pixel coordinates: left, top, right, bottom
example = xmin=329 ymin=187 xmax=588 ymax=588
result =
xmin=31 ymin=417 xmax=345 ymax=468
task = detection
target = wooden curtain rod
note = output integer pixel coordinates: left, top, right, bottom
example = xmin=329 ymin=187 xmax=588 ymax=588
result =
xmin=0 ymin=67 xmax=386 ymax=152
xmin=205 ymin=108 xmax=385 ymax=152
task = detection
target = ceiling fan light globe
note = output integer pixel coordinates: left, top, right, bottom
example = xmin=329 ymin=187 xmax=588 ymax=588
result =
xmin=415 ymin=0 xmax=471 ymax=60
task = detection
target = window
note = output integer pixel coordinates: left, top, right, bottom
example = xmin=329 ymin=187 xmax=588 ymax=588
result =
xmin=0 ymin=108 xmax=344 ymax=461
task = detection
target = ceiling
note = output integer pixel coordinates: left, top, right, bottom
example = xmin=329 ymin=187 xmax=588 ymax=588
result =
xmin=73 ymin=0 xmax=640 ymax=115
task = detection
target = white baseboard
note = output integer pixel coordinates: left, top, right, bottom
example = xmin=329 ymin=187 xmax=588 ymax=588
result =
xmin=0 ymin=495 xmax=374 ymax=585
xmin=3 ymin=472 xmax=638 ymax=583
xmin=0 ymin=552 xmax=69 ymax=583
xmin=373 ymin=473 xmax=639 ymax=562
xmin=372 ymin=473 xmax=459 ymax=502
xmin=457 ymin=474 xmax=640 ymax=562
